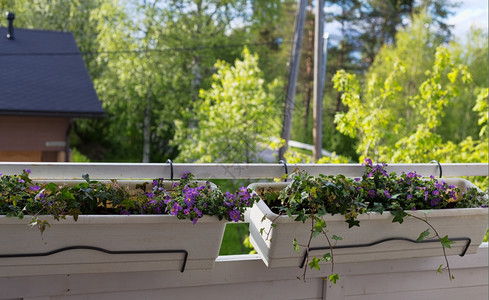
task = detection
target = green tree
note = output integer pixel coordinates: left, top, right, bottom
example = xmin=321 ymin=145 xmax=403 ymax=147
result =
xmin=175 ymin=48 xmax=281 ymax=163
xmin=333 ymin=44 xmax=487 ymax=164
xmin=439 ymin=28 xmax=489 ymax=142
xmin=81 ymin=0 xmax=259 ymax=162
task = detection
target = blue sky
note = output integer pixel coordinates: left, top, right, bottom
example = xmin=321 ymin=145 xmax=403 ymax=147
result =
xmin=324 ymin=0 xmax=488 ymax=44
xmin=449 ymin=0 xmax=488 ymax=41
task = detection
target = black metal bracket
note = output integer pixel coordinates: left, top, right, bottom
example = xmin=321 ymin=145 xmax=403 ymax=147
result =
xmin=279 ymin=160 xmax=288 ymax=182
xmin=0 ymin=245 xmax=189 ymax=273
xmin=430 ymin=160 xmax=443 ymax=178
xmin=299 ymin=237 xmax=471 ymax=269
xmin=167 ymin=159 xmax=174 ymax=181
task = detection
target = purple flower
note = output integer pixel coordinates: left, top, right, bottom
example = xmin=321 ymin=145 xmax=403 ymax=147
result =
xmin=26 ymin=169 xmax=31 ymax=174
xmin=229 ymin=209 xmax=241 ymax=222
xmin=192 ymin=218 xmax=199 ymax=224
xmin=18 ymin=179 xmax=25 ymax=183
xmin=146 ymin=192 xmax=154 ymax=199
xmin=384 ymin=190 xmax=391 ymax=199
xmin=121 ymin=209 xmax=131 ymax=215
xmin=163 ymin=195 xmax=172 ymax=204
xmin=364 ymin=158 xmax=373 ymax=166
xmin=373 ymin=165 xmax=388 ymax=176
xmin=193 ymin=207 xmax=202 ymax=217
xmin=29 ymin=185 xmax=41 ymax=191
xmin=170 ymin=203 xmax=182 ymax=216
xmin=181 ymin=170 xmax=191 ymax=180
xmin=431 ymin=198 xmax=440 ymax=206
xmin=238 ymin=187 xmax=251 ymax=202
xmin=424 ymin=191 xmax=429 ymax=201
xmin=368 ymin=189 xmax=376 ymax=198
xmin=432 ymin=190 xmax=439 ymax=196
xmin=406 ymin=194 xmax=413 ymax=200
xmin=354 ymin=178 xmax=361 ymax=182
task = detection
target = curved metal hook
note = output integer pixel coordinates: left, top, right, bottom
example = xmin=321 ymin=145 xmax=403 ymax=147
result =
xmin=279 ymin=159 xmax=288 ymax=182
xmin=167 ymin=159 xmax=174 ymax=181
xmin=430 ymin=160 xmax=442 ymax=178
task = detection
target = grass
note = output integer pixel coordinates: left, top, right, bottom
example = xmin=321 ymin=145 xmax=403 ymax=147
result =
xmin=219 ymin=223 xmax=254 ymax=255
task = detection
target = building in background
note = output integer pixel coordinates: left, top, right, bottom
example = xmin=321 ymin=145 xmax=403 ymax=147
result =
xmin=0 ymin=13 xmax=104 ymax=162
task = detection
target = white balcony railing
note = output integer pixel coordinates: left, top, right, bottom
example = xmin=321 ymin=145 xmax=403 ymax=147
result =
xmin=0 ymin=162 xmax=487 ymax=300
xmin=0 ymin=162 xmax=487 ymax=180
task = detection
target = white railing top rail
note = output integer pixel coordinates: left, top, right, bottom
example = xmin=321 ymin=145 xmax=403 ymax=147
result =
xmin=0 ymin=162 xmax=487 ymax=180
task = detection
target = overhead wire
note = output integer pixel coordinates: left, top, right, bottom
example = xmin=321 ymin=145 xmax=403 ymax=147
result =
xmin=0 ymin=40 xmax=290 ymax=56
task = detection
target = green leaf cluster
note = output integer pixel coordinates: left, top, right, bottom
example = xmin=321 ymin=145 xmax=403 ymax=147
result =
xmin=175 ymin=47 xmax=281 ymax=163
xmin=0 ymin=170 xmax=259 ymax=232
xmin=264 ymin=159 xmax=488 ymax=282
xmin=332 ymin=12 xmax=488 ymax=171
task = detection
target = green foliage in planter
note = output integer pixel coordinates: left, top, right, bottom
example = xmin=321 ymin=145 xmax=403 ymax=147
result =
xmin=0 ymin=170 xmax=259 ymax=232
xmin=262 ymin=159 xmax=488 ymax=282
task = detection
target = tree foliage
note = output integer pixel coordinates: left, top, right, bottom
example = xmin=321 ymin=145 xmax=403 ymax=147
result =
xmin=1 ymin=0 xmax=481 ymax=166
xmin=175 ymin=48 xmax=281 ymax=163
xmin=333 ymin=12 xmax=488 ymax=166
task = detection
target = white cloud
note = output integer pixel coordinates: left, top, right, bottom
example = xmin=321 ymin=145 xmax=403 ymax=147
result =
xmin=449 ymin=2 xmax=487 ymax=43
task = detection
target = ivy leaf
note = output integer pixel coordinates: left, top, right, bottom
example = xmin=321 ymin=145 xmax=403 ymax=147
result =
xmin=371 ymin=202 xmax=385 ymax=213
xmin=82 ymin=173 xmax=90 ymax=183
xmin=309 ymin=257 xmax=320 ymax=270
xmin=437 ymin=264 xmax=444 ymax=274
xmin=293 ymin=238 xmax=300 ymax=253
xmin=328 ymin=273 xmax=339 ymax=284
xmin=391 ymin=210 xmax=408 ymax=224
xmin=332 ymin=235 xmax=343 ymax=241
xmin=440 ymin=235 xmax=454 ymax=249
xmin=313 ymin=219 xmax=326 ymax=237
xmin=346 ymin=219 xmax=360 ymax=228
xmin=323 ymin=253 xmax=332 ymax=262
xmin=416 ymin=229 xmax=430 ymax=241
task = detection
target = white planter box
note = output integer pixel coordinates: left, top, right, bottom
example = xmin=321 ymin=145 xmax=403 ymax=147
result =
xmin=0 ymin=180 xmax=226 ymax=276
xmin=0 ymin=215 xmax=226 ymax=276
xmin=248 ymin=179 xmax=488 ymax=268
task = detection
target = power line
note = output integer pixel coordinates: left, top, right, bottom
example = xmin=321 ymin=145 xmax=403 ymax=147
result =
xmin=0 ymin=40 xmax=290 ymax=57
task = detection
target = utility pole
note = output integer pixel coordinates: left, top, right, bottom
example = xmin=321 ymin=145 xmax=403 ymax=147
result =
xmin=313 ymin=0 xmax=324 ymax=161
xmin=278 ymin=0 xmax=307 ymax=161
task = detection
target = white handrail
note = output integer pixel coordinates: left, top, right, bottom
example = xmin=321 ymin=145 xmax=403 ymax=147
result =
xmin=0 ymin=162 xmax=487 ymax=180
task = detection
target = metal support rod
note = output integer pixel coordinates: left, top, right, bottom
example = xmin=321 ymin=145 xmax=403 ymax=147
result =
xmin=0 ymin=246 xmax=189 ymax=273
xmin=299 ymin=237 xmax=472 ymax=269
xmin=313 ymin=0 xmax=324 ymax=161
xmin=278 ymin=0 xmax=307 ymax=160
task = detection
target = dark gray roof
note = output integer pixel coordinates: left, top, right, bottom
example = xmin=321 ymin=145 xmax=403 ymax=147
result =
xmin=0 ymin=27 xmax=104 ymax=117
